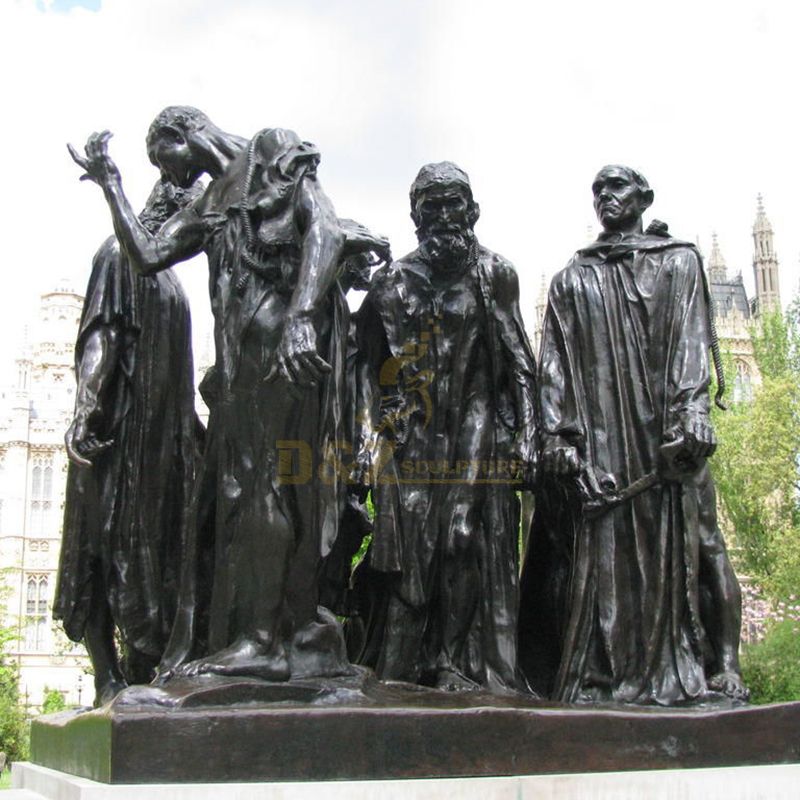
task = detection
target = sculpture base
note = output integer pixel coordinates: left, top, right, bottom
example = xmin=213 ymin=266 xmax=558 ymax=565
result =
xmin=29 ymin=672 xmax=800 ymax=784
xmin=13 ymin=762 xmax=800 ymax=800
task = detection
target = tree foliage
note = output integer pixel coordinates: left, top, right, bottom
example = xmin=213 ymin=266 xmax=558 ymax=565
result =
xmin=711 ymin=305 xmax=800 ymax=600
xmin=711 ymin=298 xmax=800 ymax=703
xmin=741 ymin=618 xmax=800 ymax=705
xmin=41 ymin=687 xmax=66 ymax=715
xmin=0 ymin=611 xmax=28 ymax=762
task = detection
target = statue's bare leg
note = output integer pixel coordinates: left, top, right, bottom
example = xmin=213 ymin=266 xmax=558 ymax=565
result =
xmin=697 ymin=471 xmax=749 ymax=701
xmin=84 ymin=569 xmax=127 ymax=706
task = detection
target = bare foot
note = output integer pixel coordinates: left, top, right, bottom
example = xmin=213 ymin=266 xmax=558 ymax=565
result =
xmin=435 ymin=668 xmax=479 ymax=692
xmin=94 ymin=678 xmax=128 ymax=708
xmin=176 ymin=637 xmax=290 ymax=681
xmin=708 ymin=670 xmax=750 ymax=702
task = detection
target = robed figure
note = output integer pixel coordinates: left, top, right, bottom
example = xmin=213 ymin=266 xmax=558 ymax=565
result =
xmin=519 ymin=165 xmax=747 ymax=705
xmin=69 ymin=108 xmax=389 ymax=683
xmin=55 ymin=178 xmax=201 ymax=706
xmin=353 ymin=163 xmax=537 ymax=692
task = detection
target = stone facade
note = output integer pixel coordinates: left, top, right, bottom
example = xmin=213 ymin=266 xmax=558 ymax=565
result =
xmin=0 ymin=284 xmax=90 ymax=710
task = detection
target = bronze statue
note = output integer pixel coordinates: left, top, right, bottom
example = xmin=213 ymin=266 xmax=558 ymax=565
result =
xmin=352 ymin=162 xmax=537 ymax=692
xmin=69 ymin=107 xmax=389 ymax=683
xmin=518 ymin=165 xmax=748 ymax=705
xmin=54 ymin=177 xmax=202 ymax=707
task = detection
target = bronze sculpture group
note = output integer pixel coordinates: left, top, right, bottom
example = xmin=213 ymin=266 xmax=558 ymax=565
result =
xmin=59 ymin=107 xmax=748 ymax=709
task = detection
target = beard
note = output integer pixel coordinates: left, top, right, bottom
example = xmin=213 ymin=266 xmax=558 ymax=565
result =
xmin=418 ymin=226 xmax=474 ymax=271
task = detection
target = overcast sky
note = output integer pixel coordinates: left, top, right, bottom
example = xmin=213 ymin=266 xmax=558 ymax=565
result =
xmin=2 ymin=0 xmax=798 ymax=379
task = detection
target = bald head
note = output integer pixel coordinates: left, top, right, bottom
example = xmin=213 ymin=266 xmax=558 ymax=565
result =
xmin=592 ymin=165 xmax=654 ymax=234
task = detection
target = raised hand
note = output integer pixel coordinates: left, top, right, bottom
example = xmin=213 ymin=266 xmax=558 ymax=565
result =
xmin=67 ymin=130 xmax=120 ymax=188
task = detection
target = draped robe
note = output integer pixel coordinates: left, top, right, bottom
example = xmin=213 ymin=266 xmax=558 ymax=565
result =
xmin=161 ymin=129 xmax=349 ymax=674
xmin=519 ymin=233 xmax=724 ymax=705
xmin=354 ymin=245 xmax=536 ymax=690
xmin=55 ymin=236 xmax=198 ymax=665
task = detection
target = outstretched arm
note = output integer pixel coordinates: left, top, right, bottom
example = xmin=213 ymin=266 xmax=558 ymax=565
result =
xmin=68 ymin=131 xmax=206 ymax=274
xmin=270 ymin=174 xmax=345 ymax=386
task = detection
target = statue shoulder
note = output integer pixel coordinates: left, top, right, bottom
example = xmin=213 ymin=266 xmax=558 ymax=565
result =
xmin=657 ymin=240 xmax=703 ymax=277
xmin=366 ymin=259 xmax=403 ymax=299
xmin=477 ymin=247 xmax=522 ymax=304
xmin=479 ymin=246 xmax=518 ymax=280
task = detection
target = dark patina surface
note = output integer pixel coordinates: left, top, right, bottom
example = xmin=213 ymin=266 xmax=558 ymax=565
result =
xmin=31 ymin=678 xmax=798 ymax=783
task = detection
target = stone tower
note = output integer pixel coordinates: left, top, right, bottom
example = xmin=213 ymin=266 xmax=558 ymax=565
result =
xmin=708 ymin=232 xmax=727 ymax=284
xmin=752 ymin=194 xmax=781 ymax=313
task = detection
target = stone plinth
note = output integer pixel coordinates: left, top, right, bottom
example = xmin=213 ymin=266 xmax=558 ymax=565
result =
xmin=28 ymin=673 xmax=800 ymax=785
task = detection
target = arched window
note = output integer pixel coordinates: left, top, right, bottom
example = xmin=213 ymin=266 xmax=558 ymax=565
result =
xmin=24 ymin=575 xmax=48 ymax=652
xmin=30 ymin=455 xmax=53 ymax=535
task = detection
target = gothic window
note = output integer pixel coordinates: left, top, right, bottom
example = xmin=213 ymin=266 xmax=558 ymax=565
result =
xmin=24 ymin=574 xmax=48 ymax=652
xmin=733 ymin=360 xmax=753 ymax=403
xmin=30 ymin=455 xmax=54 ymax=536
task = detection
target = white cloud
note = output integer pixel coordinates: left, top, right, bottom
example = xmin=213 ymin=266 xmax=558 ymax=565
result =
xmin=2 ymin=0 xmax=798 ymax=382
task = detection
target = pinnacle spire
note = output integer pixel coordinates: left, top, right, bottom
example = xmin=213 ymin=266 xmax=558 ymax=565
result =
xmin=753 ymin=193 xmax=772 ymax=235
xmin=708 ymin=232 xmax=727 ymax=283
xmin=752 ymin=194 xmax=780 ymax=312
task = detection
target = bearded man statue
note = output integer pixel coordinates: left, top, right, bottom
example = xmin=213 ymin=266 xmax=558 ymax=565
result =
xmin=352 ymin=162 xmax=537 ymax=692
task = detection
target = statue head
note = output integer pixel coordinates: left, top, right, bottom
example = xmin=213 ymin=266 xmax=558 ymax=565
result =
xmin=409 ymin=162 xmax=480 ymax=271
xmin=592 ymin=165 xmax=654 ymax=234
xmin=146 ymin=106 xmax=243 ymax=187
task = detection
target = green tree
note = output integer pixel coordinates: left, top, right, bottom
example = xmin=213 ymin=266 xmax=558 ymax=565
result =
xmin=40 ymin=687 xmax=66 ymax=715
xmin=711 ymin=306 xmax=800 ymax=599
xmin=0 ymin=622 xmax=29 ymax=762
xmin=741 ymin=617 xmax=800 ymax=704
xmin=711 ymin=299 xmax=800 ymax=703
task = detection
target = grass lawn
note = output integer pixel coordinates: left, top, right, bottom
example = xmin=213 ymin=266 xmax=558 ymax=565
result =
xmin=0 ymin=770 xmax=10 ymax=789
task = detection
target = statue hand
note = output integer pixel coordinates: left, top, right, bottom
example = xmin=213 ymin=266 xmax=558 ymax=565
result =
xmin=67 ymin=130 xmax=121 ymax=188
xmin=341 ymin=220 xmax=392 ymax=266
xmin=660 ymin=417 xmax=716 ymax=479
xmin=541 ymin=442 xmax=580 ymax=477
xmin=267 ymin=315 xmax=331 ymax=388
xmin=679 ymin=415 xmax=717 ymax=459
xmin=64 ymin=413 xmax=114 ymax=468
xmin=365 ymin=233 xmax=392 ymax=268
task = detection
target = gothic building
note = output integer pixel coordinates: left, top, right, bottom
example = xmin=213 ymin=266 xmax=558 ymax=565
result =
xmin=708 ymin=195 xmax=783 ymax=402
xmin=531 ymin=198 xmax=782 ymax=402
xmin=0 ymin=284 xmax=90 ymax=709
xmin=0 ymin=281 xmax=211 ymax=710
